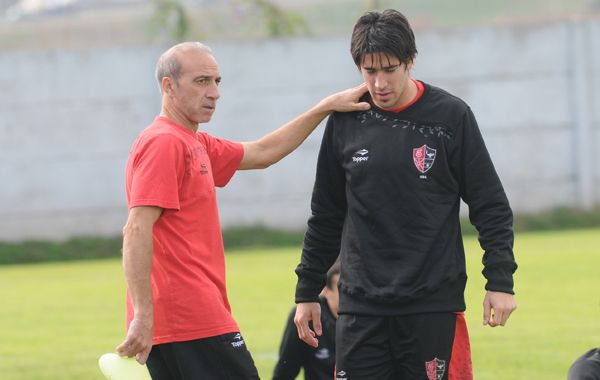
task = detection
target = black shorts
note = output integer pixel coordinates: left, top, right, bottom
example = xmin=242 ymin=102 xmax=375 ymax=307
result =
xmin=335 ymin=312 xmax=472 ymax=380
xmin=146 ymin=332 xmax=259 ymax=380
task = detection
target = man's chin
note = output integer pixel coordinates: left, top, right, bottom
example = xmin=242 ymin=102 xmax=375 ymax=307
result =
xmin=196 ymin=114 xmax=214 ymax=124
xmin=373 ymin=100 xmax=390 ymax=109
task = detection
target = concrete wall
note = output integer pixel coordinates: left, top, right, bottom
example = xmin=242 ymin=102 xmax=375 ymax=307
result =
xmin=0 ymin=18 xmax=598 ymax=241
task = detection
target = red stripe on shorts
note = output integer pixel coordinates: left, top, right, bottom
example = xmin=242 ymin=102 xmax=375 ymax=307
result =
xmin=449 ymin=312 xmax=473 ymax=380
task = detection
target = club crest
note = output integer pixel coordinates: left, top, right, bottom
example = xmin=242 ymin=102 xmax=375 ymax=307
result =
xmin=413 ymin=144 xmax=436 ymax=174
xmin=425 ymin=357 xmax=446 ymax=380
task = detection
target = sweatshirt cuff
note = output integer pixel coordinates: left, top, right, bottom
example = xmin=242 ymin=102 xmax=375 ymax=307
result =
xmin=295 ymin=278 xmax=325 ymax=304
xmin=482 ymin=263 xmax=517 ymax=294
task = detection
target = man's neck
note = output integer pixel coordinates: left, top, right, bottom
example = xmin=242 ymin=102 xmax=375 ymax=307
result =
xmin=160 ymin=106 xmax=199 ymax=133
xmin=378 ymin=77 xmax=418 ymax=111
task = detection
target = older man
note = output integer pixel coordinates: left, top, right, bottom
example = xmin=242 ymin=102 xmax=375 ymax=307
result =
xmin=116 ymin=42 xmax=369 ymax=379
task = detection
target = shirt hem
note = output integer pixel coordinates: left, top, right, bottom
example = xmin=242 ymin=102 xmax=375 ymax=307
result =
xmin=152 ymin=323 xmax=240 ymax=345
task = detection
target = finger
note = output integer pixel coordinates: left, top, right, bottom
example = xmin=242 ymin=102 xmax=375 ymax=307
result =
xmin=312 ymin=309 xmax=322 ymax=336
xmin=483 ymin=300 xmax=491 ymax=326
xmin=116 ymin=340 xmax=132 ymax=356
xmin=488 ymin=313 xmax=498 ymax=327
xmin=347 ymin=83 xmax=368 ymax=100
xmin=294 ymin=316 xmax=306 ymax=339
xmin=353 ymin=102 xmax=371 ymax=111
xmin=299 ymin=324 xmax=318 ymax=347
xmin=304 ymin=325 xmax=318 ymax=347
xmin=295 ymin=317 xmax=317 ymax=347
xmin=497 ymin=308 xmax=512 ymax=326
xmin=118 ymin=337 xmax=143 ymax=358
xmin=354 ymin=82 xmax=368 ymax=92
xmin=502 ymin=309 xmax=514 ymax=325
xmin=304 ymin=326 xmax=318 ymax=347
xmin=136 ymin=346 xmax=152 ymax=365
xmin=497 ymin=310 xmax=507 ymax=326
xmin=306 ymin=333 xmax=318 ymax=348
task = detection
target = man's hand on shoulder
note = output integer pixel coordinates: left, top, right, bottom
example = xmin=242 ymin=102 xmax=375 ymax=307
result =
xmin=317 ymin=83 xmax=371 ymax=114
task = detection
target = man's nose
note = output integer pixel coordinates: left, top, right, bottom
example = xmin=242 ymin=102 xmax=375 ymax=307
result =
xmin=374 ymin=73 xmax=386 ymax=90
xmin=207 ymin=82 xmax=220 ymax=100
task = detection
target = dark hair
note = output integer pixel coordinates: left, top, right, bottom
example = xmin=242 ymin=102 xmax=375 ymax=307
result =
xmin=350 ymin=9 xmax=417 ymax=67
xmin=326 ymin=261 xmax=341 ymax=290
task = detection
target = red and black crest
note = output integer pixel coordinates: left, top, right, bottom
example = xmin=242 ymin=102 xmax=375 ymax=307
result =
xmin=425 ymin=357 xmax=446 ymax=380
xmin=425 ymin=358 xmax=446 ymax=380
xmin=413 ymin=144 xmax=437 ymax=174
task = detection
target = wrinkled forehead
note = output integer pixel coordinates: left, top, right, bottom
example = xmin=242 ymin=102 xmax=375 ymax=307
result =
xmin=360 ymin=52 xmax=401 ymax=69
xmin=178 ymin=48 xmax=220 ymax=77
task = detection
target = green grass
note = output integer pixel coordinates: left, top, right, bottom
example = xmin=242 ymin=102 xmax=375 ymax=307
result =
xmin=0 ymin=228 xmax=598 ymax=379
xmin=3 ymin=207 xmax=600 ymax=265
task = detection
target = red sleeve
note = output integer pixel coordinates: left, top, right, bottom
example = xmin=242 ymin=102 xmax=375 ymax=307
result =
xmin=128 ymin=133 xmax=185 ymax=210
xmin=198 ymin=132 xmax=243 ymax=187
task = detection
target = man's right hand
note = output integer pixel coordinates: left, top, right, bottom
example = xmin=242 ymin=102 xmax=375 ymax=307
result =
xmin=116 ymin=317 xmax=153 ymax=364
xmin=318 ymin=82 xmax=371 ymax=113
xmin=294 ymin=302 xmax=322 ymax=348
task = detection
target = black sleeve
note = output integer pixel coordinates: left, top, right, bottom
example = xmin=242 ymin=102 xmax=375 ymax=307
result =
xmin=568 ymin=348 xmax=600 ymax=380
xmin=295 ymin=116 xmax=347 ymax=303
xmin=452 ymin=107 xmax=517 ymax=294
xmin=272 ymin=307 xmax=305 ymax=380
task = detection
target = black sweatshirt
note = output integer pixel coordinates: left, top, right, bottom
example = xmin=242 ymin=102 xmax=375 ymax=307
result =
xmin=568 ymin=348 xmax=600 ymax=380
xmin=295 ymin=82 xmax=517 ymax=316
xmin=272 ymin=296 xmax=336 ymax=380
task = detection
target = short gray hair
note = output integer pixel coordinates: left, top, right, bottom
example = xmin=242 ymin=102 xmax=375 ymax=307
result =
xmin=155 ymin=42 xmax=213 ymax=91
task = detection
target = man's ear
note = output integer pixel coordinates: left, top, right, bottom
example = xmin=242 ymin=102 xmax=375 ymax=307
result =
xmin=161 ymin=76 xmax=174 ymax=95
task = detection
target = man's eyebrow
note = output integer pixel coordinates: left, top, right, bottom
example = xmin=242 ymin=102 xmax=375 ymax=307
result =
xmin=193 ymin=75 xmax=221 ymax=81
xmin=363 ymin=63 xmax=399 ymax=69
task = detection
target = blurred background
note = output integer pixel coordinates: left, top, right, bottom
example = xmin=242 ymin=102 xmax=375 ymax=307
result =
xmin=0 ymin=0 xmax=599 ymax=242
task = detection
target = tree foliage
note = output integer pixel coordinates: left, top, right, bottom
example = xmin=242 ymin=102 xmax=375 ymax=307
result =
xmin=148 ymin=0 xmax=310 ymax=41
xmin=250 ymin=0 xmax=310 ymax=37
xmin=149 ymin=0 xmax=191 ymax=41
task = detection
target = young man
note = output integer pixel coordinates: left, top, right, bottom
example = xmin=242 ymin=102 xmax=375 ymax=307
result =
xmin=273 ymin=262 xmax=340 ymax=380
xmin=115 ymin=42 xmax=369 ymax=380
xmin=293 ymin=9 xmax=518 ymax=380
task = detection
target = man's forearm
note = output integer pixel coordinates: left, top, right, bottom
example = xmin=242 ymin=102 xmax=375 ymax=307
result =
xmin=239 ymin=84 xmax=369 ymax=170
xmin=122 ymin=220 xmax=154 ymax=321
xmin=239 ymin=102 xmax=331 ymax=170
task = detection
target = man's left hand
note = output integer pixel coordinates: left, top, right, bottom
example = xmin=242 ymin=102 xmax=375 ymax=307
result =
xmin=483 ymin=291 xmax=517 ymax=327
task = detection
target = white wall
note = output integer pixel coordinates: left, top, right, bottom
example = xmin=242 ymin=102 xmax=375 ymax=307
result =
xmin=0 ymin=19 xmax=598 ymax=241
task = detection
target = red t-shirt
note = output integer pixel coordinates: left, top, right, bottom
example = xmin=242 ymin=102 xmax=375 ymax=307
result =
xmin=125 ymin=116 xmax=244 ymax=344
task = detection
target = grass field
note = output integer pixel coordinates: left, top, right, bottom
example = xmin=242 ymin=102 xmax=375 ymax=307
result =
xmin=0 ymin=228 xmax=598 ymax=379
